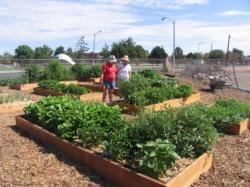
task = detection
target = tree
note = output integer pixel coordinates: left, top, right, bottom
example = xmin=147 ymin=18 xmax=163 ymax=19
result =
xmin=75 ymin=36 xmax=89 ymax=58
xmin=110 ymin=37 xmax=147 ymax=58
xmin=208 ymin=49 xmax=224 ymax=59
xmin=54 ymin=46 xmax=65 ymax=56
xmin=15 ymin=45 xmax=34 ymax=59
xmin=1 ymin=52 xmax=13 ymax=59
xmin=66 ymin=47 xmax=74 ymax=57
xmin=186 ymin=52 xmax=203 ymax=59
xmin=100 ymin=44 xmax=111 ymax=58
xmin=34 ymin=45 xmax=53 ymax=59
xmin=232 ymin=48 xmax=244 ymax=60
xmin=149 ymin=46 xmax=168 ymax=59
xmin=175 ymin=47 xmax=184 ymax=59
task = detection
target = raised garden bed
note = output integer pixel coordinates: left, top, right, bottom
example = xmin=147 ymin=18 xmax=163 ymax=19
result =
xmin=33 ymin=87 xmax=102 ymax=102
xmin=78 ymin=82 xmax=120 ymax=95
xmin=229 ymin=118 xmax=250 ymax=135
xmin=15 ymin=115 xmax=213 ymax=187
xmin=10 ymin=81 xmax=78 ymax=91
xmin=113 ymin=93 xmax=200 ymax=113
xmin=0 ymin=101 xmax=32 ymax=113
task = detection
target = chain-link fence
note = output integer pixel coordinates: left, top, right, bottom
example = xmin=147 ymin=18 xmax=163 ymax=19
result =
xmin=171 ymin=59 xmax=250 ymax=91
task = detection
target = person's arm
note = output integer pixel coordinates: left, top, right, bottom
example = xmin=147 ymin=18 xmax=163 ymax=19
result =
xmin=100 ymin=64 xmax=105 ymax=84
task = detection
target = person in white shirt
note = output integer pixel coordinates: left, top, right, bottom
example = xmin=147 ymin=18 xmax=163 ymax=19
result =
xmin=117 ymin=55 xmax=132 ymax=81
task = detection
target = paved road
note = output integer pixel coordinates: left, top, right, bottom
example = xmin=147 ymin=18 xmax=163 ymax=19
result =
xmin=0 ymin=70 xmax=23 ymax=78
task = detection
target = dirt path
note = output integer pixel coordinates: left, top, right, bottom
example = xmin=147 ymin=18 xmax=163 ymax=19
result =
xmin=0 ymin=112 xmax=114 ymax=187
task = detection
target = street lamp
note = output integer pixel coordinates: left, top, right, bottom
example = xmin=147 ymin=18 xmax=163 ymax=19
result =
xmin=161 ymin=16 xmax=176 ymax=69
xmin=92 ymin=30 xmax=102 ymax=64
xmin=197 ymin=42 xmax=205 ymax=53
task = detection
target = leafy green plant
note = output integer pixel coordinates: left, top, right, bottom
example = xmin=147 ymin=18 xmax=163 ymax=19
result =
xmin=138 ymin=69 xmax=161 ymax=79
xmin=38 ymin=80 xmax=89 ymax=95
xmin=0 ymin=76 xmax=29 ymax=86
xmin=24 ymin=64 xmax=43 ymax=83
xmin=169 ymin=104 xmax=218 ymax=157
xmin=118 ymin=73 xmax=191 ymax=106
xmin=208 ymin=99 xmax=250 ymax=133
xmin=71 ymin=64 xmax=101 ymax=81
xmin=24 ymin=96 xmax=124 ymax=142
xmin=136 ymin=139 xmax=179 ymax=177
xmin=43 ymin=60 xmax=74 ymax=81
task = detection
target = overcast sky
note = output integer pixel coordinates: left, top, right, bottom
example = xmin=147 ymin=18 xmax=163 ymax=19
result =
xmin=0 ymin=0 xmax=250 ymax=56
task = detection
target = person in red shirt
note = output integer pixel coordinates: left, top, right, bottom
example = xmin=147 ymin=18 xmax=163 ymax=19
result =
xmin=100 ymin=55 xmax=118 ymax=103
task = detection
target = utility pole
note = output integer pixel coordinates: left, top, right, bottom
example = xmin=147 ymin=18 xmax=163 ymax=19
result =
xmin=210 ymin=43 xmax=213 ymax=51
xmin=226 ymin=34 xmax=230 ymax=67
xmin=92 ymin=30 xmax=102 ymax=64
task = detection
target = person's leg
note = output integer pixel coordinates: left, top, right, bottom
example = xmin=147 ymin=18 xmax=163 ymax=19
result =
xmin=102 ymin=81 xmax=110 ymax=102
xmin=108 ymin=89 xmax=113 ymax=103
xmin=108 ymin=81 xmax=116 ymax=103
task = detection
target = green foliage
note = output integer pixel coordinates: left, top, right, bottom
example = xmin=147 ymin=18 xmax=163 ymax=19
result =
xmin=149 ymin=46 xmax=167 ymax=59
xmin=24 ymin=64 xmax=43 ymax=83
xmin=138 ymin=69 xmax=161 ymax=79
xmin=54 ymin=46 xmax=65 ymax=56
xmin=0 ymin=77 xmax=28 ymax=86
xmin=169 ymin=104 xmax=218 ymax=157
xmin=118 ymin=73 xmax=191 ymax=105
xmin=100 ymin=44 xmax=111 ymax=58
xmin=175 ymin=47 xmax=184 ymax=59
xmin=107 ymin=110 xmax=174 ymax=159
xmin=136 ymin=139 xmax=179 ymax=177
xmin=208 ymin=99 xmax=250 ymax=133
xmin=34 ymin=45 xmax=53 ymax=59
xmin=15 ymin=45 xmax=34 ymax=59
xmin=71 ymin=64 xmax=101 ymax=81
xmin=24 ymin=96 xmax=124 ymax=143
xmin=208 ymin=49 xmax=225 ymax=59
xmin=44 ymin=60 xmax=74 ymax=81
xmin=38 ymin=80 xmax=89 ymax=95
xmin=0 ymin=93 xmax=30 ymax=104
xmin=110 ymin=37 xmax=148 ymax=58
xmin=232 ymin=48 xmax=244 ymax=60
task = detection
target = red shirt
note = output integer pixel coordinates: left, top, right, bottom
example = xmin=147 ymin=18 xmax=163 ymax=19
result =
xmin=102 ymin=63 xmax=117 ymax=82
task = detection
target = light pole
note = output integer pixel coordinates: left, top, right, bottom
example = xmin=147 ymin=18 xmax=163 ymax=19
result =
xmin=197 ymin=42 xmax=205 ymax=54
xmin=161 ymin=16 xmax=176 ymax=69
xmin=92 ymin=30 xmax=102 ymax=64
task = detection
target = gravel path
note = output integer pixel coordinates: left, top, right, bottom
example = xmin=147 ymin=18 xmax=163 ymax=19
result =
xmin=0 ymin=112 xmax=114 ymax=187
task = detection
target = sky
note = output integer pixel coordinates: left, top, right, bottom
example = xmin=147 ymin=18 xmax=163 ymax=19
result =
xmin=0 ymin=0 xmax=250 ymax=56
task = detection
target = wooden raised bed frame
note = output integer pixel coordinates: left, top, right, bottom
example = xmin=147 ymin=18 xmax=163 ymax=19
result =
xmin=0 ymin=101 xmax=32 ymax=113
xmin=16 ymin=116 xmax=213 ymax=187
xmin=113 ymin=93 xmax=201 ymax=113
xmin=229 ymin=118 xmax=250 ymax=135
xmin=33 ymin=87 xmax=102 ymax=102
xmin=78 ymin=82 xmax=120 ymax=95
xmin=10 ymin=80 xmax=78 ymax=91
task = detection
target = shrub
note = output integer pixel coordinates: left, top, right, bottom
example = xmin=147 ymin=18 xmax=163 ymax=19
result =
xmin=138 ymin=69 xmax=161 ymax=79
xmin=71 ymin=64 xmax=102 ymax=81
xmin=0 ymin=77 xmax=29 ymax=86
xmin=24 ymin=64 xmax=43 ymax=83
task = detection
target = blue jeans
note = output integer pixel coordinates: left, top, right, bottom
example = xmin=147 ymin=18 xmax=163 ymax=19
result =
xmin=103 ymin=81 xmax=116 ymax=89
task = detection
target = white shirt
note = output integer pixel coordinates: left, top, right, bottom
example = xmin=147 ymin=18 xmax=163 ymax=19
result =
xmin=118 ymin=64 xmax=131 ymax=81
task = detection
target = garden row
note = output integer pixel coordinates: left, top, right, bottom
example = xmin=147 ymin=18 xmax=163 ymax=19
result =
xmin=16 ymin=96 xmax=250 ymax=187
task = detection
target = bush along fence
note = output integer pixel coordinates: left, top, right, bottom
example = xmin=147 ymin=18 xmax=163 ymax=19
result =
xmin=0 ymin=61 xmax=102 ymax=90
xmin=33 ymin=80 xmax=103 ymax=102
xmin=114 ymin=69 xmax=200 ymax=113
